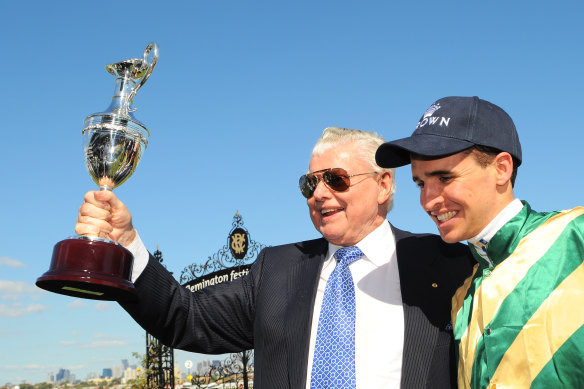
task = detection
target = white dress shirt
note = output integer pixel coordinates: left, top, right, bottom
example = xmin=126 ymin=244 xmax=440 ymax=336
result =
xmin=306 ymin=220 xmax=404 ymax=388
xmin=128 ymin=220 xmax=404 ymax=388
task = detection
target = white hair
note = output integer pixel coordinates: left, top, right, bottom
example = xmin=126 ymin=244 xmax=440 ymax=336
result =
xmin=311 ymin=126 xmax=397 ymax=213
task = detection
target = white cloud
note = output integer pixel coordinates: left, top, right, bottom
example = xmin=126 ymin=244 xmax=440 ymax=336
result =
xmin=95 ymin=301 xmax=113 ymax=311
xmin=0 ymin=303 xmax=47 ymax=318
xmin=83 ymin=340 xmax=126 ymax=348
xmin=0 ymin=330 xmax=24 ymax=337
xmin=0 ymin=363 xmax=86 ymax=371
xmin=2 ymin=364 xmax=43 ymax=370
xmin=22 ymin=364 xmax=44 ymax=369
xmin=0 ymin=281 xmax=48 ymax=318
xmin=0 ymin=280 xmax=42 ymax=301
xmin=59 ymin=340 xmax=77 ymax=346
xmin=0 ymin=257 xmax=26 ymax=268
xmin=91 ymin=356 xmax=115 ymax=363
xmin=67 ymin=299 xmax=88 ymax=309
xmin=94 ymin=332 xmax=116 ymax=339
xmin=88 ymin=331 xmax=124 ymax=347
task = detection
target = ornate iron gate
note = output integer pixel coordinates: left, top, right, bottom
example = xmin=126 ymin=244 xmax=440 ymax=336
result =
xmin=145 ymin=248 xmax=175 ymax=389
xmin=180 ymin=212 xmax=266 ymax=389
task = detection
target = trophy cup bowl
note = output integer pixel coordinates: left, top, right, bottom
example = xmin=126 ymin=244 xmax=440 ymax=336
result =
xmin=36 ymin=43 xmax=158 ymax=301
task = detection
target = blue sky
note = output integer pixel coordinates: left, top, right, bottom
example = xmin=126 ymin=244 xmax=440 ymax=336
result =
xmin=2 ymin=0 xmax=584 ymax=384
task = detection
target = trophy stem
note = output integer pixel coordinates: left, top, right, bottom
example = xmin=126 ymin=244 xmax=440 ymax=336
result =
xmin=99 ymin=185 xmax=114 ymax=191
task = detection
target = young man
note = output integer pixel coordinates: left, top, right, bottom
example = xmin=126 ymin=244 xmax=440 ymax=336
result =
xmin=375 ymin=96 xmax=584 ymax=389
xmin=75 ymin=127 xmax=473 ymax=388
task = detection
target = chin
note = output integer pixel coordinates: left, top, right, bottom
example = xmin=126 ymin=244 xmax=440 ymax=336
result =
xmin=321 ymin=233 xmax=348 ymax=246
xmin=439 ymin=231 xmax=463 ymax=244
xmin=322 ymin=234 xmax=342 ymax=245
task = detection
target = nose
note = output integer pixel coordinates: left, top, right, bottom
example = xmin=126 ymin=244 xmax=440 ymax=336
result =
xmin=420 ymin=183 xmax=443 ymax=212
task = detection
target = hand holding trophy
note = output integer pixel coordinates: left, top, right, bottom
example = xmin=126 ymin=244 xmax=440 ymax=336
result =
xmin=36 ymin=43 xmax=159 ymax=301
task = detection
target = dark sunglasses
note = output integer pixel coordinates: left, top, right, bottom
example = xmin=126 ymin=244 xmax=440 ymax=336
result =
xmin=299 ymin=168 xmax=377 ymax=199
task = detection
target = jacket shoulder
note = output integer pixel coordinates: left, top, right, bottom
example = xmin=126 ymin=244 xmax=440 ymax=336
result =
xmin=260 ymin=237 xmax=328 ymax=257
xmin=393 ymin=226 xmax=471 ymax=260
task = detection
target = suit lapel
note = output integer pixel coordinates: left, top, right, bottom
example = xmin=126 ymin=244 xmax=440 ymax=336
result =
xmin=286 ymin=239 xmax=328 ymax=389
xmin=394 ymin=226 xmax=439 ymax=389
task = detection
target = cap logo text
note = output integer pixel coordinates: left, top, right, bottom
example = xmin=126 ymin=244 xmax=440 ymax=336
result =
xmin=417 ymin=103 xmax=451 ymax=129
xmin=423 ymin=103 xmax=441 ymax=118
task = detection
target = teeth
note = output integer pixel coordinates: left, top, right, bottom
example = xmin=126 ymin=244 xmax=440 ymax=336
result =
xmin=322 ymin=208 xmax=342 ymax=215
xmin=436 ymin=211 xmax=457 ymax=222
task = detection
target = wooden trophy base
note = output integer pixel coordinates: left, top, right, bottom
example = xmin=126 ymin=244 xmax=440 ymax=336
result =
xmin=36 ymin=237 xmax=136 ymax=301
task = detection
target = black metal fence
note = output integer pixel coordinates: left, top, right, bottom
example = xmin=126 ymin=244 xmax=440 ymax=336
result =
xmin=179 ymin=213 xmax=266 ymax=389
xmin=190 ymin=351 xmax=254 ymax=388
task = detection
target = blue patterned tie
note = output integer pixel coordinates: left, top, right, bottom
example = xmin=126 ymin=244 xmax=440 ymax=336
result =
xmin=311 ymin=246 xmax=363 ymax=389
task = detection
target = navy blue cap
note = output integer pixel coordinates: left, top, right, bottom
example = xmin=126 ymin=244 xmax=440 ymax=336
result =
xmin=376 ymin=96 xmax=522 ymax=168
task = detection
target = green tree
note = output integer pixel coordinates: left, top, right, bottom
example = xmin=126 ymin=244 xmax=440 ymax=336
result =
xmin=125 ymin=352 xmax=149 ymax=389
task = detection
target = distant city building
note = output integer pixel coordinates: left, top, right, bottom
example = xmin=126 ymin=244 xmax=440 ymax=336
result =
xmin=174 ymin=363 xmax=184 ymax=381
xmin=34 ymin=354 xmax=141 ymax=386
xmin=87 ymin=377 xmax=110 ymax=385
xmin=196 ymin=359 xmax=212 ymax=375
xmin=122 ymin=367 xmax=141 ymax=384
xmin=112 ymin=365 xmax=122 ymax=379
xmin=56 ymin=368 xmax=72 ymax=383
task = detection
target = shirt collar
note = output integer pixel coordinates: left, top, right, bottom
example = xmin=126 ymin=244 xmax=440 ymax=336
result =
xmin=327 ymin=220 xmax=394 ymax=267
xmin=467 ymin=198 xmax=524 ymax=265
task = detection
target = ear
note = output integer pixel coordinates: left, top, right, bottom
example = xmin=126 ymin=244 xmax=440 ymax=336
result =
xmin=377 ymin=171 xmax=393 ymax=205
xmin=494 ymin=152 xmax=514 ymax=186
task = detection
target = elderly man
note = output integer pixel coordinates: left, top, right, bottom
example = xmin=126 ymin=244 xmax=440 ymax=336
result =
xmin=76 ymin=127 xmax=473 ymax=389
xmin=376 ymin=96 xmax=584 ymax=389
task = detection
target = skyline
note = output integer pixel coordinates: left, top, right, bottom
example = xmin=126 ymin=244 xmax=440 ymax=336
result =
xmin=3 ymin=0 xmax=584 ymax=384
xmin=17 ymin=356 xmax=218 ymax=386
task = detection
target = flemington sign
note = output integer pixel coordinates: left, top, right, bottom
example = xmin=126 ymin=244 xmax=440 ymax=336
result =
xmin=179 ymin=212 xmax=265 ymax=288
xmin=230 ymin=227 xmax=249 ymax=259
xmin=184 ymin=266 xmax=250 ymax=292
xmin=179 ymin=212 xmax=263 ymax=389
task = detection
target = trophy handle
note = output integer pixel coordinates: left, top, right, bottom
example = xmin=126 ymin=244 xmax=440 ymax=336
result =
xmin=129 ymin=42 xmax=159 ymax=102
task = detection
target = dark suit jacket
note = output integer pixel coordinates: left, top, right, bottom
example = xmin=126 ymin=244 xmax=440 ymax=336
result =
xmin=121 ymin=225 xmax=474 ymax=388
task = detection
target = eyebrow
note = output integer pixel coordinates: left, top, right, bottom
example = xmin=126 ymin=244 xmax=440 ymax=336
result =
xmin=412 ymin=169 xmax=453 ymax=182
xmin=425 ymin=170 xmax=453 ymax=177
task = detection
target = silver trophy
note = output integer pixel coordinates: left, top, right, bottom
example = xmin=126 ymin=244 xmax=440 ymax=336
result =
xmin=37 ymin=42 xmax=159 ymax=301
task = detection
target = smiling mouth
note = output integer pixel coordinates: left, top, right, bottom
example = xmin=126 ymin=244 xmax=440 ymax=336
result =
xmin=434 ymin=211 xmax=458 ymax=222
xmin=321 ymin=208 xmax=344 ymax=216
